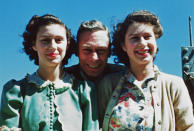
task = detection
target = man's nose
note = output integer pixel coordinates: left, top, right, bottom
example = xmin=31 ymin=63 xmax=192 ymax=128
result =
xmin=91 ymin=52 xmax=99 ymax=61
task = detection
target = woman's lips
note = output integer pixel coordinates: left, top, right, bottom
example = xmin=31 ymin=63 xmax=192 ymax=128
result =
xmin=47 ymin=53 xmax=59 ymax=58
xmin=135 ymin=49 xmax=150 ymax=57
xmin=137 ymin=49 xmax=149 ymax=52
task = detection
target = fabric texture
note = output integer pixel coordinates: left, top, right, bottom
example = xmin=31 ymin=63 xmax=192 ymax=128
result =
xmin=65 ymin=63 xmax=126 ymax=131
xmin=98 ymin=67 xmax=194 ymax=131
xmin=0 ymin=72 xmax=83 ymax=131
xmin=109 ymin=73 xmax=155 ymax=131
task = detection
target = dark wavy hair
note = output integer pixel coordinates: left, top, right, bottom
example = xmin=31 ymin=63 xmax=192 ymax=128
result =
xmin=112 ymin=10 xmax=163 ymax=67
xmin=75 ymin=20 xmax=111 ymax=56
xmin=22 ymin=14 xmax=75 ymax=66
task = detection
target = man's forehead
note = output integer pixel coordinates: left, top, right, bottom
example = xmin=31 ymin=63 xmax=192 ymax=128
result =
xmin=81 ymin=42 xmax=109 ymax=48
xmin=90 ymin=31 xmax=109 ymax=39
xmin=79 ymin=30 xmax=109 ymax=40
xmin=79 ymin=31 xmax=109 ymax=48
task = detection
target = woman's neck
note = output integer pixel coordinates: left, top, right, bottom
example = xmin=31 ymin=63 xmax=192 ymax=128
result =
xmin=37 ymin=64 xmax=64 ymax=82
xmin=130 ymin=62 xmax=154 ymax=81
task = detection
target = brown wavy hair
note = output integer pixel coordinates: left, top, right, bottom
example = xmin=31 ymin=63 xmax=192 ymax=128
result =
xmin=112 ymin=10 xmax=163 ymax=67
xmin=22 ymin=14 xmax=75 ymax=66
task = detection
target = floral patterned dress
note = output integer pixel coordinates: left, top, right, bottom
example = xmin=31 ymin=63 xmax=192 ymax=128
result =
xmin=109 ymin=74 xmax=156 ymax=131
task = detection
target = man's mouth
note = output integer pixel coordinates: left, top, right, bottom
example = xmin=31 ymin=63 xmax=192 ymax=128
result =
xmin=87 ymin=64 xmax=100 ymax=69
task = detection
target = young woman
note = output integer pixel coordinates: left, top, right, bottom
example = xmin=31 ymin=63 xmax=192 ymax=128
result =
xmin=98 ymin=10 xmax=194 ymax=131
xmin=0 ymin=14 xmax=82 ymax=131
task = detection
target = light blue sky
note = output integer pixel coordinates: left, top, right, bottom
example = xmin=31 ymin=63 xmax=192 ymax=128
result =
xmin=0 ymin=0 xmax=193 ymax=95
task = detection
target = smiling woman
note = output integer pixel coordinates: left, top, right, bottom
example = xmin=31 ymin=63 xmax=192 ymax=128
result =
xmin=32 ymin=24 xmax=69 ymax=79
xmin=0 ymin=14 xmax=88 ymax=131
xmin=98 ymin=10 xmax=194 ymax=131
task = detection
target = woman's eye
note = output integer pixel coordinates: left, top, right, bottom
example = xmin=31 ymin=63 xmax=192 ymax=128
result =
xmin=131 ymin=36 xmax=139 ymax=41
xmin=41 ymin=39 xmax=50 ymax=44
xmin=55 ymin=38 xmax=63 ymax=43
xmin=144 ymin=35 xmax=151 ymax=40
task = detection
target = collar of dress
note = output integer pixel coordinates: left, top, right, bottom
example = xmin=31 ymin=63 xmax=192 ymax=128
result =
xmin=25 ymin=71 xmax=73 ymax=89
xmin=125 ymin=65 xmax=160 ymax=87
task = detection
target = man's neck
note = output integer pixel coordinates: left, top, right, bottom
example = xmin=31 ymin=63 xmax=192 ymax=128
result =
xmin=80 ymin=70 xmax=103 ymax=83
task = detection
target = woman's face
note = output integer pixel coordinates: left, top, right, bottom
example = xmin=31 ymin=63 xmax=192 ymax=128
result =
xmin=32 ymin=24 xmax=67 ymax=67
xmin=122 ymin=22 xmax=157 ymax=67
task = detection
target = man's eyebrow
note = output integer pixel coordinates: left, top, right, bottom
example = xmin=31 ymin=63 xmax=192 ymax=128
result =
xmin=96 ymin=47 xmax=108 ymax=49
xmin=39 ymin=35 xmax=51 ymax=38
xmin=82 ymin=45 xmax=91 ymax=48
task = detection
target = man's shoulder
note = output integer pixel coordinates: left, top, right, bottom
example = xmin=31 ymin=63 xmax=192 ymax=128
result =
xmin=64 ymin=64 xmax=83 ymax=80
xmin=102 ymin=63 xmax=127 ymax=83
xmin=65 ymin=64 xmax=80 ymax=72
xmin=106 ymin=63 xmax=127 ymax=74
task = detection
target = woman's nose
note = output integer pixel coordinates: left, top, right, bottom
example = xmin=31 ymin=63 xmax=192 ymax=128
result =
xmin=139 ymin=37 xmax=147 ymax=46
xmin=49 ymin=39 xmax=57 ymax=49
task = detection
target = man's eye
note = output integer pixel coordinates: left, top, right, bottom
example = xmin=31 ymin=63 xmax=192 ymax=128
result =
xmin=97 ymin=50 xmax=106 ymax=55
xmin=83 ymin=49 xmax=92 ymax=53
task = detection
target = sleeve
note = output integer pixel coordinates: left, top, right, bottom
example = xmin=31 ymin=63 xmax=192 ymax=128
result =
xmin=72 ymin=78 xmax=99 ymax=130
xmin=173 ymin=76 xmax=194 ymax=131
xmin=0 ymin=79 xmax=23 ymax=128
xmin=97 ymin=75 xmax=114 ymax=128
xmin=78 ymin=80 xmax=99 ymax=131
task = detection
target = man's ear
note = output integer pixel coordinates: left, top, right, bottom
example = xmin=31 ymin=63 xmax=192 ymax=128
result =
xmin=75 ymin=43 xmax=79 ymax=56
xmin=121 ymin=43 xmax=126 ymax=52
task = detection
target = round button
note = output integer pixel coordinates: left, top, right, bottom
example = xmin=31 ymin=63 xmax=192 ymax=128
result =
xmin=182 ymin=47 xmax=188 ymax=54
xmin=183 ymin=56 xmax=189 ymax=62
xmin=158 ymin=120 xmax=162 ymax=125
xmin=183 ymin=65 xmax=190 ymax=71
xmin=105 ymin=114 xmax=109 ymax=116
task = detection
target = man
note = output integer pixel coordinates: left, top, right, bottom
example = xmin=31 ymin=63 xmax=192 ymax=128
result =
xmin=67 ymin=20 xmax=125 ymax=84
xmin=65 ymin=20 xmax=125 ymax=130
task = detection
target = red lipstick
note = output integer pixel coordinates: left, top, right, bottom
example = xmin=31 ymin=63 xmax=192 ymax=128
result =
xmin=47 ymin=53 xmax=59 ymax=58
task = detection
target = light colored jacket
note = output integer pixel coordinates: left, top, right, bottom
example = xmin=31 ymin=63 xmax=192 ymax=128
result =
xmin=0 ymin=71 xmax=100 ymax=131
xmin=98 ymin=69 xmax=194 ymax=131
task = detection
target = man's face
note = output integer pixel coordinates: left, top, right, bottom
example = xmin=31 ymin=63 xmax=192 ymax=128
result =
xmin=78 ymin=30 xmax=110 ymax=78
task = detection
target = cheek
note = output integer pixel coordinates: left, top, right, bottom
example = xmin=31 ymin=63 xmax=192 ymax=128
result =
xmin=123 ymin=40 xmax=135 ymax=51
xmin=100 ymin=55 xmax=109 ymax=62
xmin=36 ymin=47 xmax=45 ymax=54
xmin=60 ymin=44 xmax=68 ymax=52
xmin=151 ymin=42 xmax=158 ymax=54
xmin=124 ymin=44 xmax=134 ymax=54
xmin=79 ymin=52 xmax=87 ymax=62
xmin=78 ymin=48 xmax=83 ymax=57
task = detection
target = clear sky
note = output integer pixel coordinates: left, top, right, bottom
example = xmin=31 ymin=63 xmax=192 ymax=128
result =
xmin=0 ymin=0 xmax=193 ymax=95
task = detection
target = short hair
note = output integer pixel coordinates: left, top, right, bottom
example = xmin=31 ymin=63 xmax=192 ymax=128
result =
xmin=22 ymin=14 xmax=75 ymax=65
xmin=75 ymin=20 xmax=111 ymax=56
xmin=112 ymin=10 xmax=163 ymax=67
